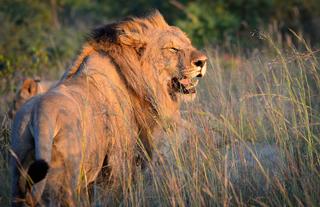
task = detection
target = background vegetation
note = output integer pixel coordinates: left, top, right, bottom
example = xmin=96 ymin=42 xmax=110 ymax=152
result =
xmin=0 ymin=0 xmax=320 ymax=206
xmin=1 ymin=0 xmax=320 ymax=108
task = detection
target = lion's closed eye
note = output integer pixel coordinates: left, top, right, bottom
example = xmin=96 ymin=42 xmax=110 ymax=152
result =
xmin=162 ymin=47 xmax=179 ymax=53
xmin=169 ymin=47 xmax=179 ymax=53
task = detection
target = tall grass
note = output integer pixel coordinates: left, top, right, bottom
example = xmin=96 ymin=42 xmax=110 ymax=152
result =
xmin=1 ymin=34 xmax=320 ymax=206
xmin=108 ymin=33 xmax=319 ymax=206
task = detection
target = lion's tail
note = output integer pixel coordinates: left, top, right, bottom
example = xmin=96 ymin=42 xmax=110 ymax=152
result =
xmin=27 ymin=159 xmax=49 ymax=187
xmin=23 ymin=108 xmax=55 ymax=205
xmin=21 ymin=159 xmax=50 ymax=206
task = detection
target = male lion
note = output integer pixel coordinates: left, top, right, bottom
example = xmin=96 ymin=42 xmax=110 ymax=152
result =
xmin=8 ymin=78 xmax=55 ymax=119
xmin=11 ymin=11 xmax=207 ymax=206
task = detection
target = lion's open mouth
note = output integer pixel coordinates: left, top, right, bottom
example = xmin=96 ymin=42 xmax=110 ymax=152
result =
xmin=172 ymin=77 xmax=199 ymax=94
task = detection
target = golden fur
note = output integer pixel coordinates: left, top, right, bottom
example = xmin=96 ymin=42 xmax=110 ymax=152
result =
xmin=11 ymin=11 xmax=207 ymax=206
xmin=8 ymin=79 xmax=55 ymax=119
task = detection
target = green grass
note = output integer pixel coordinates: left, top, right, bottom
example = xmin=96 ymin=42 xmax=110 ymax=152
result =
xmin=1 ymin=34 xmax=320 ymax=206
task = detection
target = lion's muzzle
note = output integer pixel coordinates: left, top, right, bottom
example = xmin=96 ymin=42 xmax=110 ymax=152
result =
xmin=173 ymin=51 xmax=207 ymax=95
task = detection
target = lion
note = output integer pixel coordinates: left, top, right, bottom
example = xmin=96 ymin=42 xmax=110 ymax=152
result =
xmin=11 ymin=10 xmax=207 ymax=206
xmin=8 ymin=78 xmax=55 ymax=119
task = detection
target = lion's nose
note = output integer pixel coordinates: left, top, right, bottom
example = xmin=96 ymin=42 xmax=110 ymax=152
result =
xmin=192 ymin=58 xmax=206 ymax=68
xmin=191 ymin=52 xmax=207 ymax=68
xmin=191 ymin=51 xmax=207 ymax=77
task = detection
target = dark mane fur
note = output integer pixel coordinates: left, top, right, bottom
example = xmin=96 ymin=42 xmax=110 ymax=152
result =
xmin=89 ymin=10 xmax=168 ymax=44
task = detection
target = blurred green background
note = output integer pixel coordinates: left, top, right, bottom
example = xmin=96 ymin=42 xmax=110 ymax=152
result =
xmin=0 ymin=0 xmax=320 ymax=108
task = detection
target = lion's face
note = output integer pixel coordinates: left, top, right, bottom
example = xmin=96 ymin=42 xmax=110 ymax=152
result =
xmin=8 ymin=79 xmax=54 ymax=119
xmin=8 ymin=79 xmax=38 ymax=119
xmin=144 ymin=26 xmax=207 ymax=101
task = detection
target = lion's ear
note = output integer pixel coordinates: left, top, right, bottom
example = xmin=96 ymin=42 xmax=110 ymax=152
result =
xmin=118 ymin=28 xmax=146 ymax=56
xmin=118 ymin=31 xmax=142 ymax=46
xmin=20 ymin=79 xmax=38 ymax=98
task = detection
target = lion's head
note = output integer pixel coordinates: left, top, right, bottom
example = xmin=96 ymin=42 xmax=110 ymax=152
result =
xmin=8 ymin=78 xmax=54 ymax=119
xmin=137 ymin=17 xmax=207 ymax=101
xmin=84 ymin=10 xmax=207 ymax=105
xmin=8 ymin=79 xmax=38 ymax=119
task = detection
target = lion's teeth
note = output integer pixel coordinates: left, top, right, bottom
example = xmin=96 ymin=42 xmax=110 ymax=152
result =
xmin=185 ymin=85 xmax=192 ymax=90
xmin=185 ymin=79 xmax=198 ymax=90
xmin=192 ymin=79 xmax=199 ymax=87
